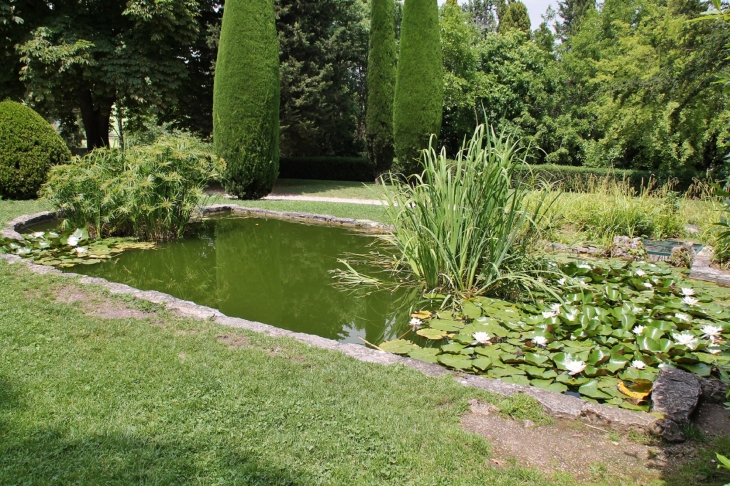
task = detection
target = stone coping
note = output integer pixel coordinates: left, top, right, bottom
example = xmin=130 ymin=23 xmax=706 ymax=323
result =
xmin=1 ymin=208 xmax=666 ymax=435
xmin=689 ymin=246 xmax=730 ymax=287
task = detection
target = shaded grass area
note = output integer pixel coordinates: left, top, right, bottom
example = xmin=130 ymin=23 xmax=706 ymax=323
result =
xmin=0 ymin=262 xmax=561 ymax=485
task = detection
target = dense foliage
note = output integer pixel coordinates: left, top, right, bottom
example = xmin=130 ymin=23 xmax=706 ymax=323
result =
xmin=393 ymin=0 xmax=443 ymax=175
xmin=366 ymin=0 xmax=397 ymax=180
xmin=213 ymin=0 xmax=280 ymax=199
xmin=0 ymin=101 xmax=70 ymax=200
xmin=279 ymin=157 xmax=373 ymax=182
xmin=41 ymin=134 xmax=224 ymax=241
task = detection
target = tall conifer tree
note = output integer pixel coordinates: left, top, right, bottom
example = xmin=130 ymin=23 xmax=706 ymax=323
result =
xmin=366 ymin=0 xmax=397 ymax=180
xmin=213 ymin=0 xmax=280 ymax=199
xmin=393 ymin=0 xmax=443 ymax=175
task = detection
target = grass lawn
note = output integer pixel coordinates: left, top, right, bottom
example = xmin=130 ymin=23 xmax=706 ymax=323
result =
xmin=271 ymin=179 xmax=380 ymax=200
xmin=2 ymin=198 xmax=730 ymax=485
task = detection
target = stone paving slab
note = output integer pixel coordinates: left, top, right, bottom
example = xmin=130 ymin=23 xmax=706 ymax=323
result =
xmin=689 ymin=246 xmax=730 ymax=287
xmin=1 ymin=209 xmax=663 ymax=435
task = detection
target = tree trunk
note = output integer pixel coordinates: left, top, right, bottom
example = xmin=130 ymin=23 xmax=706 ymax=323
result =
xmin=78 ymin=89 xmax=113 ymax=149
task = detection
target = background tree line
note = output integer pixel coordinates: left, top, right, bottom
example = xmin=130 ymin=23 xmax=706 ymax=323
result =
xmin=1 ymin=0 xmax=728 ymax=175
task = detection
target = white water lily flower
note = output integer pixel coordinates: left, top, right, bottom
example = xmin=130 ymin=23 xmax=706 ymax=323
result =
xmin=631 ymin=360 xmax=647 ymax=370
xmin=631 ymin=306 xmax=644 ymax=314
xmin=557 ymin=278 xmax=566 ymax=286
xmin=701 ymin=325 xmax=723 ymax=341
xmin=635 ymin=269 xmax=646 ymax=277
xmin=532 ymin=336 xmax=548 ymax=347
xmin=682 ymin=296 xmax=698 ymax=306
xmin=681 ymin=288 xmax=695 ymax=296
xmin=674 ymin=313 xmax=690 ymax=322
xmin=542 ymin=310 xmax=558 ymax=318
xmin=633 ymin=325 xmax=646 ymax=335
xmin=550 ymin=303 xmax=562 ymax=313
xmin=472 ymin=332 xmax=492 ymax=345
xmin=66 ymin=235 xmax=79 ymax=247
xmin=564 ymin=356 xmax=587 ymax=376
xmin=642 ymin=282 xmax=653 ymax=289
xmin=708 ymin=346 xmax=722 ymax=355
xmin=577 ymin=264 xmax=592 ymax=270
xmin=32 ymin=231 xmax=44 ymax=238
xmin=673 ymin=332 xmax=698 ymax=349
xmin=409 ymin=318 xmax=422 ymax=329
xmin=74 ymin=247 xmax=88 ymax=255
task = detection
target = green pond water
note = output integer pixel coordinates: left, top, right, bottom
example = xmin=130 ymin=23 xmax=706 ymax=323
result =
xmin=64 ymin=215 xmax=420 ymax=345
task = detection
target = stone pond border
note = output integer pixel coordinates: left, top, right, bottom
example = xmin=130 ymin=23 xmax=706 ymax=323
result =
xmin=4 ymin=206 xmax=716 ymax=438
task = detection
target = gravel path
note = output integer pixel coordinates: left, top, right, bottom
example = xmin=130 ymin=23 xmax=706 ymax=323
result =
xmin=262 ymin=194 xmax=386 ymax=206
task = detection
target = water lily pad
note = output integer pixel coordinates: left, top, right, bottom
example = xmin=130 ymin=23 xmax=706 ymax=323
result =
xmin=472 ymin=357 xmax=493 ymax=371
xmin=501 ymin=375 xmax=530 ymax=386
xmin=677 ymin=362 xmax=712 ymax=377
xmin=380 ymin=340 xmax=416 ymax=355
xmin=579 ymin=380 xmax=612 ymax=400
xmin=430 ymin=320 xmax=463 ymax=332
xmin=530 ymin=379 xmax=568 ymax=393
xmin=524 ymin=352 xmax=549 ymax=367
xmin=438 ymin=354 xmax=473 ymax=370
xmin=461 ymin=301 xmax=483 ymax=319
xmin=441 ymin=342 xmax=467 ymax=354
xmin=408 ymin=347 xmax=440 ymax=363
xmin=417 ymin=328 xmax=446 ymax=340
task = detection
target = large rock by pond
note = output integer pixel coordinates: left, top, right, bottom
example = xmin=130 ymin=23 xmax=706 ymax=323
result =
xmin=651 ymin=367 xmax=701 ymax=425
xmin=607 ymin=236 xmax=648 ymax=260
xmin=700 ymin=378 xmax=729 ymax=404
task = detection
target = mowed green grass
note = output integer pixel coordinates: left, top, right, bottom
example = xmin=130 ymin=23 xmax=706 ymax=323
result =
xmin=0 ymin=261 xmax=566 ymax=485
xmin=271 ymin=179 xmax=381 ymax=200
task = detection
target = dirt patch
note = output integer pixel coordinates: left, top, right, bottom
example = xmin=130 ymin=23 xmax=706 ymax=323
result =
xmin=54 ymin=285 xmax=155 ymax=320
xmin=695 ymin=403 xmax=730 ymax=437
xmin=216 ymin=334 xmax=251 ymax=349
xmin=462 ymin=400 xmax=714 ymax=483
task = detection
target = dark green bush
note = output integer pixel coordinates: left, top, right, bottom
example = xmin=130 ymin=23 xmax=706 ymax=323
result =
xmin=393 ymin=0 xmax=443 ymax=175
xmin=213 ymin=0 xmax=280 ymax=199
xmin=0 ymin=100 xmax=71 ymax=199
xmin=278 ymin=157 xmax=373 ymax=182
xmin=42 ymin=134 xmax=225 ymax=241
xmin=366 ymin=0 xmax=397 ymax=180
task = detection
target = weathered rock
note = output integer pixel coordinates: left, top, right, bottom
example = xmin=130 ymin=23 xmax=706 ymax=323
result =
xmin=607 ymin=236 xmax=647 ymax=260
xmin=651 ymin=419 xmax=686 ymax=443
xmin=699 ymin=378 xmax=729 ymax=404
xmin=670 ymin=242 xmax=696 ymax=268
xmin=651 ymin=368 xmax=701 ymax=424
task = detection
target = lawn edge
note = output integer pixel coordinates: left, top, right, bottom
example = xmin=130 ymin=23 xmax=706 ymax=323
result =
xmin=2 ymin=208 xmax=663 ymax=436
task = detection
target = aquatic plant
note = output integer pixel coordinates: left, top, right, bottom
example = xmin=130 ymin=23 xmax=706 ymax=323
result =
xmin=380 ymin=259 xmax=730 ymax=410
xmin=350 ymin=124 xmax=555 ymax=298
xmin=42 ymin=133 xmax=224 ymax=241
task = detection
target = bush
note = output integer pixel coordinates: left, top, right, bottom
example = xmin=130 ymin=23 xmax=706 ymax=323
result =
xmin=42 ymin=134 xmax=224 ymax=241
xmin=213 ymin=0 xmax=280 ymax=199
xmin=278 ymin=157 xmax=373 ymax=182
xmin=0 ymin=100 xmax=71 ymax=200
xmin=393 ymin=0 xmax=443 ymax=175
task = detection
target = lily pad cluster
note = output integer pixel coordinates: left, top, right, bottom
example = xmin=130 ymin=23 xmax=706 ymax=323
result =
xmin=0 ymin=229 xmax=155 ymax=267
xmin=381 ymin=259 xmax=730 ymax=410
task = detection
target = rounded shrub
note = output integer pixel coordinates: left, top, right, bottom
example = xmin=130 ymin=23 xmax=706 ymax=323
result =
xmin=213 ymin=0 xmax=280 ymax=200
xmin=0 ymin=100 xmax=71 ymax=199
xmin=393 ymin=0 xmax=443 ymax=176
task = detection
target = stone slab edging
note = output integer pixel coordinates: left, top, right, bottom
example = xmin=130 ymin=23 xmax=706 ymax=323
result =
xmin=2 ymin=208 xmax=664 ymax=435
xmin=689 ymin=246 xmax=730 ymax=287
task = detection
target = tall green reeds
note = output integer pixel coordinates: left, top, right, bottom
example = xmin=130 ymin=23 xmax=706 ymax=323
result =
xmin=352 ymin=124 xmax=554 ymax=297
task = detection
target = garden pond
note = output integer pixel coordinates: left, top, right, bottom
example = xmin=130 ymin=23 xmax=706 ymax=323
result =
xmin=4 ymin=212 xmax=730 ymax=411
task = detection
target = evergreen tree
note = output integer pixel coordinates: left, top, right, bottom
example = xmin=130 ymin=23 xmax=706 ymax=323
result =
xmin=498 ymin=0 xmax=531 ymax=35
xmin=393 ymin=0 xmax=443 ymax=175
xmin=213 ymin=0 xmax=280 ymax=199
xmin=366 ymin=0 xmax=397 ymax=180
xmin=555 ymin=0 xmax=595 ymax=40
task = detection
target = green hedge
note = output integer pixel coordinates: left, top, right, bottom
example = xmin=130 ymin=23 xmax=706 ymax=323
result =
xmin=517 ymin=164 xmax=700 ymax=192
xmin=278 ymin=158 xmax=701 ymax=191
xmin=0 ymin=101 xmax=71 ymax=199
xmin=279 ymin=157 xmax=373 ymax=182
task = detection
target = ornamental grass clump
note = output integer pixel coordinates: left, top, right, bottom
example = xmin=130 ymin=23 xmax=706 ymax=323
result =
xmin=373 ymin=124 xmax=554 ymax=297
xmin=42 ymin=134 xmax=224 ymax=241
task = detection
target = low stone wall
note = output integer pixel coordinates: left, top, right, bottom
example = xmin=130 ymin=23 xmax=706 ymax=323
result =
xmin=0 ymin=208 xmax=675 ymax=437
xmin=690 ymin=247 xmax=730 ymax=287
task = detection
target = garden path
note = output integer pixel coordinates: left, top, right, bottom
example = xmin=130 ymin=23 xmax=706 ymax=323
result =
xmin=262 ymin=194 xmax=385 ymax=205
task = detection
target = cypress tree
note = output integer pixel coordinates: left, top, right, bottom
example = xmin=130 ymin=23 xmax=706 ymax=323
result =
xmin=366 ymin=0 xmax=397 ymax=181
xmin=393 ymin=0 xmax=443 ymax=175
xmin=213 ymin=0 xmax=280 ymax=199
xmin=498 ymin=1 xmax=531 ymax=35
